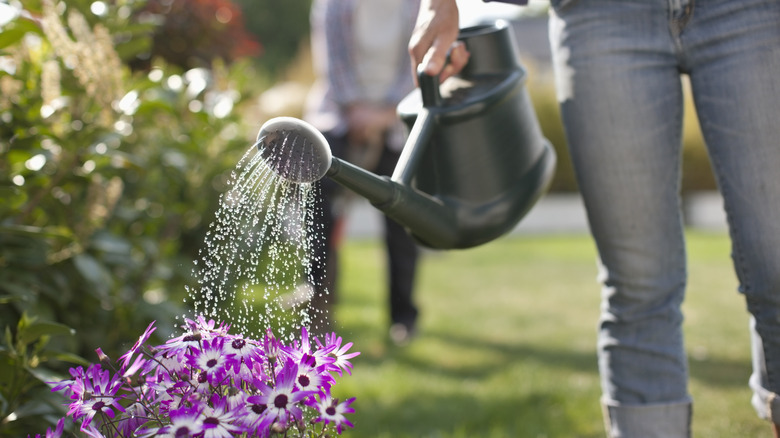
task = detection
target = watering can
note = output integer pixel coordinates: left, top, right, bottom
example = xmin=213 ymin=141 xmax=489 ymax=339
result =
xmin=256 ymin=20 xmax=556 ymax=249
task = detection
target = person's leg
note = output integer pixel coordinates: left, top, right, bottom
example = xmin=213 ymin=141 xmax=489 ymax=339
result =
xmin=682 ymin=0 xmax=780 ymax=430
xmin=374 ymin=143 xmax=420 ymax=340
xmin=550 ymin=0 xmax=692 ymax=436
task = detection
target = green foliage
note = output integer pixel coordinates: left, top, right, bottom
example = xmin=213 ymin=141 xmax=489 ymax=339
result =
xmin=0 ymin=1 xmax=270 ymax=433
xmin=0 ymin=313 xmax=85 ymax=436
xmin=234 ymin=0 xmax=313 ymax=76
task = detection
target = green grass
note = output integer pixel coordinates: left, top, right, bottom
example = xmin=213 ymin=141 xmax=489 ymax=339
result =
xmin=327 ymin=231 xmax=771 ymax=438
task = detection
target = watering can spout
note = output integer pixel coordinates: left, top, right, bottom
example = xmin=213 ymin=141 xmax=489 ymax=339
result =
xmin=255 ymin=116 xmax=461 ymax=248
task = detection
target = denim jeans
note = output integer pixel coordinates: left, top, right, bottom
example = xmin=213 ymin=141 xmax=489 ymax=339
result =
xmin=548 ymin=0 xmax=780 ymax=436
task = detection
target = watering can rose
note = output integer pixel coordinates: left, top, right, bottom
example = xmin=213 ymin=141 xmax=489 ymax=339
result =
xmin=35 ymin=316 xmax=359 ymax=438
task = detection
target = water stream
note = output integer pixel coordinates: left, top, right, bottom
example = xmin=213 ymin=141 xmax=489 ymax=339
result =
xmin=183 ymin=145 xmax=327 ymax=343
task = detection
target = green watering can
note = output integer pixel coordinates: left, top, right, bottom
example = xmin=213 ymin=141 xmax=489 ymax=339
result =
xmin=256 ymin=20 xmax=556 ymax=249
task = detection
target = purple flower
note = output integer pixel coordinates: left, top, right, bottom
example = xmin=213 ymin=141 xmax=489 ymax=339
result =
xmin=283 ymin=327 xmax=336 ymax=371
xmin=313 ymin=393 xmax=355 ymax=434
xmin=114 ymin=402 xmax=147 ymax=436
xmin=260 ymin=328 xmax=282 ymax=362
xmin=317 ymin=332 xmax=361 ymax=376
xmin=248 ymin=359 xmax=313 ymax=427
xmin=200 ymin=395 xmax=247 ymax=438
xmin=27 ymin=417 xmax=64 ymax=438
xmin=118 ymin=321 xmax=157 ymax=370
xmin=241 ymin=391 xmax=274 ymax=436
xmin=138 ymin=405 xmax=204 ymax=438
xmin=48 ymin=316 xmax=360 ymax=437
xmin=294 ymin=356 xmax=335 ymax=394
xmin=59 ymin=364 xmax=125 ymax=429
xmin=223 ymin=334 xmax=264 ymax=381
xmin=186 ymin=337 xmax=231 ymax=386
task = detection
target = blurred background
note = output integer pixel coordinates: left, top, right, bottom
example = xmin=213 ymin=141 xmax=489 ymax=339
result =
xmin=1 ymin=0 xmax=734 ymax=436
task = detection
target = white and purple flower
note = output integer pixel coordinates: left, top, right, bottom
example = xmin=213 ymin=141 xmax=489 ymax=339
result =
xmin=44 ymin=317 xmax=358 ymax=437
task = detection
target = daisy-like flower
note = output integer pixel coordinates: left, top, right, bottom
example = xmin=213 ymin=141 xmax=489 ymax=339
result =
xmin=240 ymin=388 xmax=274 ymax=436
xmin=187 ymin=315 xmax=230 ymax=339
xmin=118 ymin=321 xmax=157 ymax=369
xmin=61 ymin=364 xmax=125 ymax=429
xmin=223 ymin=334 xmax=264 ymax=379
xmin=185 ymin=337 xmax=230 ymax=386
xmin=247 ymin=360 xmax=313 ymax=427
xmin=295 ymin=355 xmax=335 ymax=394
xmin=312 ymin=393 xmax=355 ymax=434
xmin=27 ymin=417 xmax=64 ymax=438
xmin=48 ymin=316 xmax=360 ymax=438
xmin=316 ymin=332 xmax=361 ymax=376
xmin=283 ymin=327 xmax=335 ymax=371
xmin=200 ymin=395 xmax=247 ymax=438
xmin=138 ymin=405 xmax=204 ymax=438
xmin=157 ymin=329 xmax=203 ymax=362
xmin=114 ymin=402 xmax=147 ymax=437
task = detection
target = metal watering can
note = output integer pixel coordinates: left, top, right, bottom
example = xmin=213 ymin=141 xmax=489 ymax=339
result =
xmin=256 ymin=20 xmax=556 ymax=249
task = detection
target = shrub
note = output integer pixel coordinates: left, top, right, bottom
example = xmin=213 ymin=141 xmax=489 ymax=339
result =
xmin=0 ymin=0 xmax=266 ymax=433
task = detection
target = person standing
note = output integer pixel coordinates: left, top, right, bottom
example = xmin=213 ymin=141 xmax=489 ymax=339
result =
xmin=304 ymin=0 xmax=422 ymax=345
xmin=408 ymin=0 xmax=780 ymax=436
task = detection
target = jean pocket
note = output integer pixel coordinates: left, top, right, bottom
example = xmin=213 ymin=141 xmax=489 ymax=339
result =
xmin=549 ymin=0 xmax=579 ymax=13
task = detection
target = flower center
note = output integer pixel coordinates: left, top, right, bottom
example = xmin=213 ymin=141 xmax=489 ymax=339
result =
xmin=301 ymin=353 xmax=316 ymax=367
xmin=174 ymin=426 xmax=190 ymax=438
xmin=326 ymin=406 xmax=337 ymax=416
xmin=251 ymin=403 xmax=267 ymax=415
xmin=298 ymin=375 xmax=310 ymax=387
xmin=203 ymin=417 xmax=220 ymax=426
xmin=206 ymin=358 xmax=218 ymax=368
xmin=232 ymin=339 xmax=246 ymax=349
xmin=274 ymin=394 xmax=288 ymax=409
xmin=92 ymin=401 xmax=105 ymax=411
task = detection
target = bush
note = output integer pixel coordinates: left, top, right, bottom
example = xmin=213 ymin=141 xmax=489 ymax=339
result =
xmin=0 ymin=0 xmax=267 ymax=433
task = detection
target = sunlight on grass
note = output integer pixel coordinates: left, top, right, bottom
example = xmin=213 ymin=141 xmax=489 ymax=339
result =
xmin=330 ymin=231 xmax=769 ymax=438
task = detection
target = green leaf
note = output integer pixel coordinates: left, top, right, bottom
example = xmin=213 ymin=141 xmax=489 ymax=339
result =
xmin=0 ymin=18 xmax=42 ymax=50
xmin=18 ymin=322 xmax=74 ymax=345
xmin=46 ymin=351 xmax=89 ymax=367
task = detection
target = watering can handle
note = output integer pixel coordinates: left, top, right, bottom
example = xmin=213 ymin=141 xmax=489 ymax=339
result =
xmin=417 ymin=65 xmax=443 ymax=108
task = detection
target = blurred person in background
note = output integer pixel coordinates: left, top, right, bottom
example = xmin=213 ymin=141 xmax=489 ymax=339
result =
xmin=304 ymin=0 xmax=422 ymax=345
xmin=408 ymin=0 xmax=780 ymax=436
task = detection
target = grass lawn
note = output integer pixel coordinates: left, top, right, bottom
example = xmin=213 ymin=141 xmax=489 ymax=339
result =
xmin=327 ymin=231 xmax=770 ymax=438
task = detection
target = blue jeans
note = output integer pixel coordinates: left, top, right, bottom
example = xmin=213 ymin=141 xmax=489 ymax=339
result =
xmin=549 ymin=0 xmax=780 ymax=436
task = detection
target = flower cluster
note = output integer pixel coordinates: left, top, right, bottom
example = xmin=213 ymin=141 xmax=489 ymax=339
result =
xmin=37 ymin=316 xmax=359 ymax=437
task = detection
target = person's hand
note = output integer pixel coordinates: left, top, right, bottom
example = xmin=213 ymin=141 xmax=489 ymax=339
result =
xmin=408 ymin=0 xmax=470 ymax=84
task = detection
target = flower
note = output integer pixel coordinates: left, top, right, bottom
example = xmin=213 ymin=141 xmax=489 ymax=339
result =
xmin=201 ymin=395 xmax=245 ymax=438
xmin=60 ymin=364 xmax=126 ymax=430
xmin=248 ymin=359 xmax=313 ymax=428
xmin=138 ymin=405 xmax=204 ymax=437
xmin=316 ymin=332 xmax=361 ymax=376
xmin=27 ymin=418 xmax=64 ymax=438
xmin=118 ymin=320 xmax=157 ymax=369
xmin=312 ymin=393 xmax=355 ymax=434
xmin=186 ymin=337 xmax=230 ymax=385
xmin=44 ymin=317 xmax=358 ymax=437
